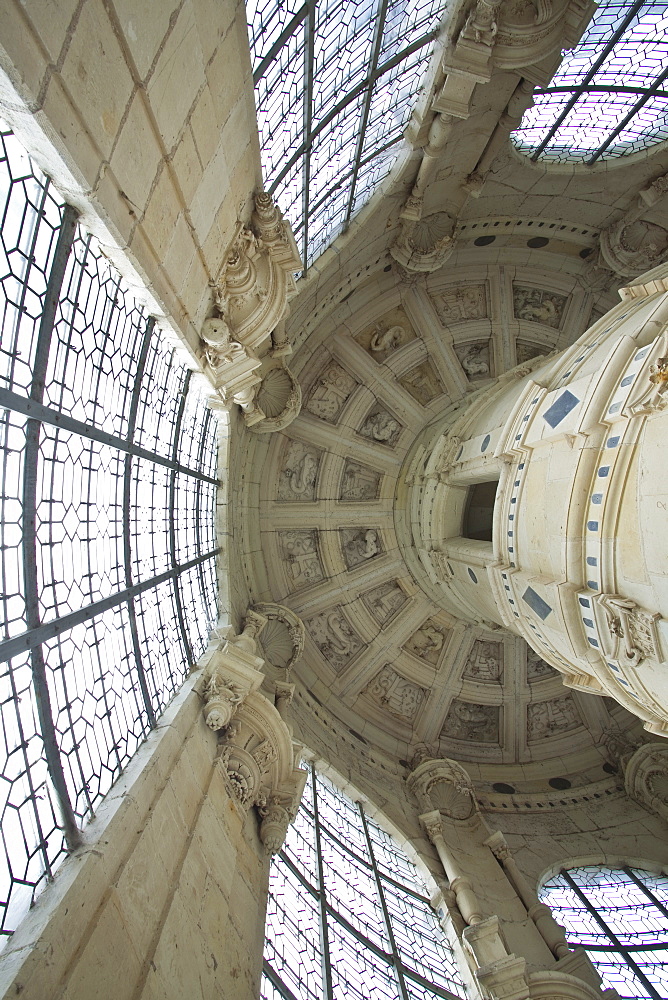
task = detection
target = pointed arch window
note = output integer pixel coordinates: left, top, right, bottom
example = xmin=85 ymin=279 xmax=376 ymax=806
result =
xmin=511 ymin=0 xmax=668 ymax=163
xmin=246 ymin=0 xmax=449 ymax=271
xmin=0 ymin=122 xmax=219 ymax=943
xmin=539 ymin=864 xmax=668 ymax=999
xmin=262 ymin=762 xmax=467 ymax=1000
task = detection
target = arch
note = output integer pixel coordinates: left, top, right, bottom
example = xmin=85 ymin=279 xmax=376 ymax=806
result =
xmin=511 ymin=0 xmax=668 ymax=165
xmin=262 ymin=758 xmax=468 ymax=1000
xmin=538 ymin=862 xmax=668 ymax=1000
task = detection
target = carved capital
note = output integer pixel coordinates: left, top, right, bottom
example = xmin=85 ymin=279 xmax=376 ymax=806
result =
xmin=210 ymin=193 xmax=302 ymax=361
xmin=600 ymin=217 xmax=668 ymax=278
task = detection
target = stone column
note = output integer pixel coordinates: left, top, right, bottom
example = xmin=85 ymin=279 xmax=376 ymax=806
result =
xmin=0 ymin=618 xmax=306 ymax=1000
xmin=486 ymin=831 xmax=570 ymax=959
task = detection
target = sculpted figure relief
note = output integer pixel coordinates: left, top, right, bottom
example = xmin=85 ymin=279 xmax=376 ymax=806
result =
xmin=364 ymin=665 xmax=425 ymax=722
xmin=526 ymin=647 xmax=557 ymax=680
xmin=359 ymin=407 xmax=402 ymax=447
xmin=464 ymin=641 xmax=502 ymax=681
xmin=405 ymin=620 xmax=447 ymax=664
xmin=433 ymin=284 xmax=487 ymax=324
xmin=527 ymin=695 xmax=581 ymax=740
xmin=455 ymin=343 xmax=490 ymax=380
xmin=304 ymin=361 xmax=357 ymax=423
xmin=441 ymin=700 xmax=499 ymax=742
xmin=341 ymin=528 xmax=382 ymax=569
xmin=361 ymin=581 xmax=408 ymax=626
xmin=513 ymin=285 xmax=567 ymax=329
xmin=370 ymin=324 xmax=406 ymax=354
xmin=278 ymin=530 xmax=324 ymax=590
xmin=307 ymin=607 xmax=363 ymax=672
xmin=399 ymin=361 xmax=445 ymax=405
xmin=340 ymin=460 xmax=382 ymax=501
xmin=277 ymin=441 xmax=321 ymax=501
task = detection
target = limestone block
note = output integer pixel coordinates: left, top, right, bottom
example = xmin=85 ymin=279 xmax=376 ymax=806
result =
xmin=111 ymin=0 xmax=176 ymax=81
xmin=146 ymin=0 xmax=206 ymax=151
xmin=0 ymin=0 xmax=51 ymax=97
xmin=140 ymin=165 xmax=182 ymax=259
xmin=110 ymin=93 xmax=163 ymax=214
xmin=59 ymin=0 xmax=134 ymax=160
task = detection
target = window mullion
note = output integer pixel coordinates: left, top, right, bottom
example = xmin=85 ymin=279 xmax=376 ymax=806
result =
xmin=358 ymin=802 xmax=411 ymax=1000
xmin=123 ymin=316 xmax=158 ymax=728
xmin=311 ymin=765 xmax=334 ymax=1000
xmin=621 ymin=866 xmax=668 ymax=922
xmin=23 ymin=203 xmax=81 ymax=851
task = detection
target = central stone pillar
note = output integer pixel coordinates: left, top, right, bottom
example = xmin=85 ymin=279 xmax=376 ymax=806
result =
xmin=400 ymin=270 xmax=668 ymax=736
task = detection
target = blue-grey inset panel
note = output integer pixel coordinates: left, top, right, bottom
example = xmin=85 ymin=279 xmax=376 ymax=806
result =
xmin=542 ymin=390 xmax=579 ymax=429
xmin=522 ymin=586 xmax=553 ymax=620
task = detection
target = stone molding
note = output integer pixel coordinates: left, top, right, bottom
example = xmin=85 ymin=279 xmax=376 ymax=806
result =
xmin=624 ymin=742 xmax=668 ymax=824
xmin=251 ymin=602 xmax=306 ymax=673
xmin=200 ymin=612 xmax=306 ymax=852
xmin=200 ymin=192 xmax=302 ymax=422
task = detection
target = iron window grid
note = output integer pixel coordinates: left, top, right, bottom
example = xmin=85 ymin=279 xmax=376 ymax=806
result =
xmin=262 ymin=763 xmax=467 ymax=1000
xmin=512 ymin=0 xmax=668 ymax=163
xmin=0 ymin=124 xmax=219 ymax=939
xmin=541 ymin=865 xmax=668 ymax=1000
xmin=247 ymin=0 xmax=448 ymax=272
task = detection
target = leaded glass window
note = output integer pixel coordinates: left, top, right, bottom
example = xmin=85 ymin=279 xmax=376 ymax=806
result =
xmin=247 ymin=0 xmax=449 ymax=271
xmin=511 ymin=0 xmax=668 ymax=163
xmin=0 ymin=122 xmax=219 ymax=943
xmin=262 ymin=763 xmax=467 ymax=1000
xmin=539 ymin=865 xmax=668 ymax=999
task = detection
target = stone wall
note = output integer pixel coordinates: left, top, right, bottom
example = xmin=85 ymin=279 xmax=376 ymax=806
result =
xmin=0 ymin=674 xmax=270 ymax=1000
xmin=0 ymin=0 xmax=261 ymax=359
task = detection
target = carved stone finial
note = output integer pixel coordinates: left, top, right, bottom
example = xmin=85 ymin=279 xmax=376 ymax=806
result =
xmin=258 ymin=797 xmax=292 ymax=854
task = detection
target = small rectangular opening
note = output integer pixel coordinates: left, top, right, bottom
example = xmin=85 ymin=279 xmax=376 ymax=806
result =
xmin=462 ymin=481 xmax=498 ymax=542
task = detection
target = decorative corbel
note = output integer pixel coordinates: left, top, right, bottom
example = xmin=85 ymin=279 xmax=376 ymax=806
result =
xmin=213 ymin=192 xmax=301 ymax=356
xmin=623 ymin=742 xmax=668 ymax=825
xmin=246 ymin=356 xmax=302 ymax=433
xmin=201 ymin=611 xmax=268 ymax=731
xmin=596 ymin=594 xmax=661 ymax=666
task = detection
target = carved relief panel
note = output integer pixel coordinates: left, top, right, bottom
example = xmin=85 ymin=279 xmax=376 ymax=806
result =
xmin=403 ymin=619 xmax=449 ymax=665
xmin=306 ymin=607 xmax=364 ymax=672
xmin=340 ymin=460 xmax=382 ymax=501
xmin=398 ymin=361 xmax=445 ymax=404
xmin=304 ymin=360 xmax=358 ymax=423
xmin=463 ymin=640 xmax=503 ymax=682
xmin=526 ymin=647 xmax=557 ymax=681
xmin=354 ymin=306 xmax=417 ymax=361
xmin=431 ymin=284 xmax=487 ymax=325
xmin=278 ymin=530 xmax=325 ymax=591
xmin=357 ymin=404 xmax=403 ymax=448
xmin=440 ymin=701 xmax=500 ymax=743
xmin=527 ymin=695 xmax=582 ymax=741
xmin=363 ymin=665 xmax=426 ymax=722
xmin=276 ymin=440 xmax=322 ymax=501
xmin=454 ymin=341 xmax=492 ymax=381
xmin=513 ymin=286 xmax=567 ymax=329
xmin=361 ymin=581 xmax=408 ymax=626
xmin=340 ymin=528 xmax=383 ymax=569
xmin=516 ymin=340 xmax=546 ymax=364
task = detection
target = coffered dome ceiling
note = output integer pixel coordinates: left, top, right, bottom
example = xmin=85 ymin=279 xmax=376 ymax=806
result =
xmin=237 ymin=242 xmax=644 ymax=781
xmin=232 ymin=2 xmax=668 ymax=783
